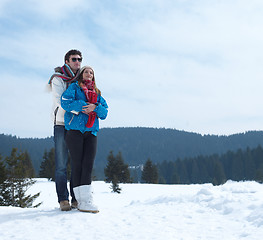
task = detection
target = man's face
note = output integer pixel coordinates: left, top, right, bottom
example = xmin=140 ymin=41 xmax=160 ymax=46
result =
xmin=66 ymin=54 xmax=82 ymax=73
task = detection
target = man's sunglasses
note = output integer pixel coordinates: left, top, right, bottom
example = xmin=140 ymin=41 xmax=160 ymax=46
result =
xmin=71 ymin=58 xmax=82 ymax=62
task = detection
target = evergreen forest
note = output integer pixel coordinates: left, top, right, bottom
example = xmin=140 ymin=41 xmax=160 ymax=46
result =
xmin=157 ymin=145 xmax=263 ymax=185
xmin=1 ymin=127 xmax=263 ymax=184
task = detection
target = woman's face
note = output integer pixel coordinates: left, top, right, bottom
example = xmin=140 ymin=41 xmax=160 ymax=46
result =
xmin=82 ymin=68 xmax=94 ymax=81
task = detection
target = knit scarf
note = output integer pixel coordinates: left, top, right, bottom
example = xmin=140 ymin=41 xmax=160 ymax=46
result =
xmin=48 ymin=64 xmax=79 ymax=86
xmin=82 ymin=80 xmax=98 ymax=128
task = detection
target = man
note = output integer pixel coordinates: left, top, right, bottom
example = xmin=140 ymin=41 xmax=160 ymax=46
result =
xmin=48 ymin=49 xmax=82 ymax=211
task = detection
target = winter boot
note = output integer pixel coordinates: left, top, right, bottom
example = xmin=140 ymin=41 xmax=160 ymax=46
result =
xmin=71 ymin=200 xmax=78 ymax=209
xmin=73 ymin=186 xmax=81 ymax=210
xmin=78 ymin=185 xmax=99 ymax=213
xmin=59 ymin=200 xmax=71 ymax=211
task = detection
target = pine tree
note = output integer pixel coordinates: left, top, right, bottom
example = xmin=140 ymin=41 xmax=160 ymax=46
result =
xmin=212 ymin=161 xmax=226 ymax=186
xmin=104 ymin=151 xmax=130 ymax=193
xmin=39 ymin=148 xmax=55 ymax=181
xmin=0 ymin=148 xmax=41 ymax=208
xmin=0 ymin=155 xmax=6 ymax=183
xmin=0 ymin=155 xmax=8 ymax=205
xmin=171 ymin=171 xmax=180 ymax=184
xmin=115 ymin=152 xmax=130 ymax=183
xmin=104 ymin=151 xmax=130 ymax=183
xmin=175 ymin=159 xmax=189 ymax=184
xmin=24 ymin=151 xmax=35 ymax=178
xmin=255 ymin=163 xmax=263 ymax=183
xmin=104 ymin=151 xmax=115 ymax=183
xmin=190 ymin=159 xmax=200 ymax=183
xmin=141 ymin=159 xmax=158 ymax=184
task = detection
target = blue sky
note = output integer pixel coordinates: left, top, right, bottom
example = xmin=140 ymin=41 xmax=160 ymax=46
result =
xmin=1 ymin=0 xmax=263 ymax=138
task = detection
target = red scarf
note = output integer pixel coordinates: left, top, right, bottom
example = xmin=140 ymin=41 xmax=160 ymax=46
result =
xmin=82 ymin=80 xmax=97 ymax=128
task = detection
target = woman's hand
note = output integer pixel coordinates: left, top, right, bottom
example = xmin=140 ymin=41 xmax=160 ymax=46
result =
xmin=82 ymin=104 xmax=96 ymax=115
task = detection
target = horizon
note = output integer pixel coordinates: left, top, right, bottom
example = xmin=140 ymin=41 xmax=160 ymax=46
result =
xmin=1 ymin=126 xmax=263 ymax=139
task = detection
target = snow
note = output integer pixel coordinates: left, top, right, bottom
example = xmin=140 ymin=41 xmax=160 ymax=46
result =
xmin=1 ymin=179 xmax=263 ymax=240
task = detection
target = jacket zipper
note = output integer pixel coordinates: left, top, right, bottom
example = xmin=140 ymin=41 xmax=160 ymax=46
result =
xmin=69 ymin=115 xmax=75 ymax=125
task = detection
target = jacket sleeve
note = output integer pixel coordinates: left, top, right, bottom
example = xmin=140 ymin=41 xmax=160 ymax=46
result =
xmin=51 ymin=77 xmax=66 ymax=109
xmin=61 ymin=84 xmax=87 ymax=113
xmin=94 ymin=95 xmax=108 ymax=120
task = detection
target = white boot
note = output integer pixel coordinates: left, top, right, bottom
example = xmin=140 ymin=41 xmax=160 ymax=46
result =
xmin=73 ymin=186 xmax=82 ymax=210
xmin=78 ymin=185 xmax=99 ymax=213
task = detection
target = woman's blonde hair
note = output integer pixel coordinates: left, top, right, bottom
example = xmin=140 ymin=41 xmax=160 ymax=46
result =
xmin=78 ymin=66 xmax=101 ymax=95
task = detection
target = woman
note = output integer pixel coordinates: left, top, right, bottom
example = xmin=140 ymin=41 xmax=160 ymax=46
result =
xmin=61 ymin=66 xmax=108 ymax=213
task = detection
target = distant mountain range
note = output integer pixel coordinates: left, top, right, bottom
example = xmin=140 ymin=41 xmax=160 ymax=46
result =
xmin=1 ymin=127 xmax=263 ymax=176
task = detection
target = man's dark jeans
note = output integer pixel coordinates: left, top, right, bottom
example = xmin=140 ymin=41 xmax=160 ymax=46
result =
xmin=54 ymin=125 xmax=75 ymax=203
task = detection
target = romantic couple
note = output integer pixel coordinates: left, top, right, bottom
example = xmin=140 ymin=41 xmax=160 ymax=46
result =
xmin=48 ymin=49 xmax=108 ymax=213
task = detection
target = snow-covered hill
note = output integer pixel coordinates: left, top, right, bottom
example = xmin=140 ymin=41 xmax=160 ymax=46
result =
xmin=1 ymin=179 xmax=263 ymax=240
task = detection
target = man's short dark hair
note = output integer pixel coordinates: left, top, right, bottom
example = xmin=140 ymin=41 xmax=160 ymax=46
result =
xmin=64 ymin=49 xmax=82 ymax=63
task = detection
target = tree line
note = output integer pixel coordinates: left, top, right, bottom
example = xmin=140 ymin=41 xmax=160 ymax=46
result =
xmin=38 ymin=145 xmax=263 ymax=190
xmin=102 ymin=145 xmax=263 ymax=186
xmin=2 ymin=144 xmax=263 ymax=202
xmin=2 ymin=128 xmax=263 ymax=176
xmin=157 ymin=145 xmax=263 ymax=185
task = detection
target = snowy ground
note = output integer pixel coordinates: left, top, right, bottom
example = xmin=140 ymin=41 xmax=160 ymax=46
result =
xmin=1 ymin=179 xmax=263 ymax=240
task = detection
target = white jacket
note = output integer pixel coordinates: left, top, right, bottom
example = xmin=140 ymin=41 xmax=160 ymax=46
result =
xmin=50 ymin=77 xmax=79 ymax=125
xmin=51 ymin=76 xmax=67 ymax=125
